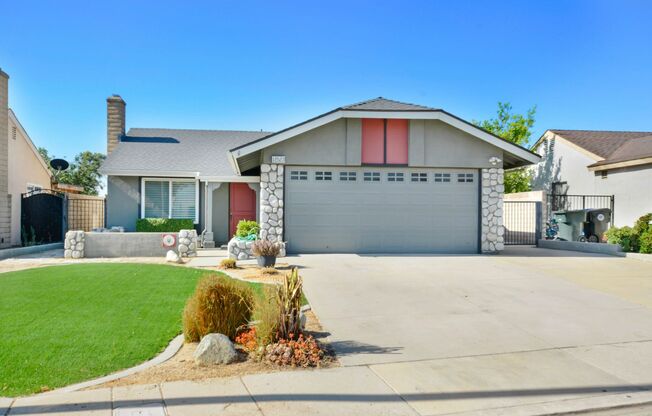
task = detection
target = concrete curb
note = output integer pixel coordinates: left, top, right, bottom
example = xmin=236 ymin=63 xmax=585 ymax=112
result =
xmin=0 ymin=243 xmax=63 ymax=260
xmin=537 ymin=239 xmax=623 ymax=256
xmin=39 ymin=334 xmax=184 ymax=396
xmin=450 ymin=391 xmax=652 ymax=416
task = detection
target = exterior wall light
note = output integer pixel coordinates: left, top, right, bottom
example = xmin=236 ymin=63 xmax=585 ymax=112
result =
xmin=489 ymin=156 xmax=502 ymax=166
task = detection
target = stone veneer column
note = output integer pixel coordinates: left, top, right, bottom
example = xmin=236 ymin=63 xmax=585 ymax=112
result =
xmin=481 ymin=167 xmax=505 ymax=254
xmin=259 ymin=163 xmax=284 ymax=243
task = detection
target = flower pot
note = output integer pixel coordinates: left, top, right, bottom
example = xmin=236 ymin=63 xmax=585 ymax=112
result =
xmin=257 ymin=255 xmax=276 ymax=267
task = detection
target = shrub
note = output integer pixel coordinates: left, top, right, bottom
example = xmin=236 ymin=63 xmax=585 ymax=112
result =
xmin=604 ymin=226 xmax=636 ymax=252
xmin=235 ymin=220 xmax=259 ymax=239
xmin=182 ymin=274 xmax=255 ymax=342
xmin=136 ymin=218 xmax=194 ymax=232
xmin=633 ymin=213 xmax=652 ymax=242
xmin=251 ymin=240 xmax=281 ymax=257
xmin=220 ymin=258 xmax=237 ymax=269
xmin=640 ymin=230 xmax=652 ymax=254
xmin=253 ymin=287 xmax=280 ymax=347
xmin=264 ymin=334 xmax=324 ymax=367
xmin=276 ymin=268 xmax=303 ymax=340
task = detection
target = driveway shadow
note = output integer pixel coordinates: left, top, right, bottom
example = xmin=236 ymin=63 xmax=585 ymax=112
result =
xmin=328 ymin=340 xmax=403 ymax=357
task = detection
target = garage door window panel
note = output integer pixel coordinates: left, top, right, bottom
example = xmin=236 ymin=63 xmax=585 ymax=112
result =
xmin=411 ymin=172 xmax=428 ymax=182
xmin=340 ymin=171 xmax=357 ymax=181
xmin=315 ymin=171 xmax=332 ymax=181
xmin=290 ymin=170 xmax=308 ymax=180
xmin=458 ymin=173 xmax=474 ymax=183
xmin=434 ymin=173 xmax=451 ymax=183
xmin=364 ymin=172 xmax=381 ymax=182
xmin=387 ymin=172 xmax=404 ymax=182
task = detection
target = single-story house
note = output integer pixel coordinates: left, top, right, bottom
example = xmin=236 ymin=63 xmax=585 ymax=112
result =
xmin=1 ymin=69 xmax=53 ymax=247
xmin=532 ymin=129 xmax=652 ymax=227
xmin=100 ymin=96 xmax=540 ymax=254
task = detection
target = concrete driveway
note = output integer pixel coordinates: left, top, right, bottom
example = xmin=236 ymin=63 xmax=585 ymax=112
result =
xmin=290 ymin=246 xmax=652 ymax=414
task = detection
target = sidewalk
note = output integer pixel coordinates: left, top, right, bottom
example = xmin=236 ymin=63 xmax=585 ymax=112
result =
xmin=4 ymin=363 xmax=652 ymax=416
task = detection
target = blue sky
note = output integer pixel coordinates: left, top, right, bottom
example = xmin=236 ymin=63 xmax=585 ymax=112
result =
xmin=3 ymin=0 xmax=652 ymax=160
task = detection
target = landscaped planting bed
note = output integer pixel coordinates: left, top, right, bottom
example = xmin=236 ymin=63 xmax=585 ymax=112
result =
xmin=0 ymin=263 xmax=266 ymax=396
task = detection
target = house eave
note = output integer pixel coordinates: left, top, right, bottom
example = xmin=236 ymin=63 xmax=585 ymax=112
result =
xmin=588 ymin=157 xmax=652 ymax=171
xmin=101 ymin=169 xmax=200 ymax=178
xmin=228 ymin=109 xmax=541 ymax=170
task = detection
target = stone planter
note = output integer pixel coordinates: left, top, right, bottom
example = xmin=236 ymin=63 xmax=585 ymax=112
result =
xmin=227 ymin=237 xmax=255 ymax=260
xmin=178 ymin=229 xmax=198 ymax=257
xmin=227 ymin=237 xmax=287 ymax=261
xmin=256 ymin=255 xmax=277 ymax=267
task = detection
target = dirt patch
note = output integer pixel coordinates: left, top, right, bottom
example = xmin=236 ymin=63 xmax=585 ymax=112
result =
xmin=90 ymin=309 xmax=337 ymax=389
xmin=217 ymin=263 xmax=297 ymax=284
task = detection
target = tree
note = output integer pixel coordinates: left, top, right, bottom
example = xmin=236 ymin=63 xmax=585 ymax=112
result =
xmin=474 ymin=102 xmax=537 ymax=194
xmin=38 ymin=147 xmax=106 ymax=195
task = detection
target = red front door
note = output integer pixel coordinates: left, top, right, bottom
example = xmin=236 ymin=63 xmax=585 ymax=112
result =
xmin=229 ymin=183 xmax=257 ymax=237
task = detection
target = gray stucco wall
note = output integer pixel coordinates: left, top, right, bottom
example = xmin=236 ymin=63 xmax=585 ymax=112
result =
xmin=261 ymin=118 xmax=502 ymax=168
xmin=531 ymin=136 xmax=652 ymax=227
xmin=106 ymin=175 xmax=140 ymax=231
xmin=211 ymin=184 xmax=230 ymax=244
xmin=421 ymin=120 xmax=502 ymax=168
xmin=262 ymin=118 xmax=348 ymax=165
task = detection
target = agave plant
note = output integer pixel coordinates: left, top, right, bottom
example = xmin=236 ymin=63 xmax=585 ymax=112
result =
xmin=276 ymin=267 xmax=303 ymax=340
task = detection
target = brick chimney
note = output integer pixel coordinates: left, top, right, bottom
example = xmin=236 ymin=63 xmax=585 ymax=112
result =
xmin=0 ymin=69 xmax=11 ymax=247
xmin=106 ymin=95 xmax=126 ymax=154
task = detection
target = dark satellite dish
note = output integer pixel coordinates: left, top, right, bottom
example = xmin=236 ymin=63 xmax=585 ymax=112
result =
xmin=50 ymin=158 xmax=69 ymax=171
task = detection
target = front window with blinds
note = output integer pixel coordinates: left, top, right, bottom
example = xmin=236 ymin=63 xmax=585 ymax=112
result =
xmin=143 ymin=179 xmax=197 ymax=222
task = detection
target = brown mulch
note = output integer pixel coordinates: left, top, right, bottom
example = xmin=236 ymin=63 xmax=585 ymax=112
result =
xmin=90 ymin=310 xmax=337 ymax=389
xmin=217 ymin=263 xmax=296 ymax=284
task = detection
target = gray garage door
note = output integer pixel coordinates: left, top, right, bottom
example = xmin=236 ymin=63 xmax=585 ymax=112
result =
xmin=284 ymin=166 xmax=479 ymax=254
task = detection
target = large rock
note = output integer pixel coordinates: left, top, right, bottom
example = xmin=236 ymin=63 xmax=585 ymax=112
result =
xmin=194 ymin=333 xmax=238 ymax=365
xmin=166 ymin=250 xmax=180 ymax=263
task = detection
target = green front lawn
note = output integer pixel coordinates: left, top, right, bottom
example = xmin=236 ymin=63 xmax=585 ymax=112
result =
xmin=0 ymin=263 xmax=265 ymax=397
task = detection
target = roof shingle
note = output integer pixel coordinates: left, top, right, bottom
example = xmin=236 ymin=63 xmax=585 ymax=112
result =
xmin=101 ymin=128 xmax=270 ymax=177
xmin=341 ymin=97 xmax=438 ymax=111
xmin=551 ymin=129 xmax=652 ymax=164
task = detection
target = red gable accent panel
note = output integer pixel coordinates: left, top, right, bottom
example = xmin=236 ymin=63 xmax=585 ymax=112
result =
xmin=361 ymin=119 xmax=385 ymax=164
xmin=386 ymin=119 xmax=408 ymax=164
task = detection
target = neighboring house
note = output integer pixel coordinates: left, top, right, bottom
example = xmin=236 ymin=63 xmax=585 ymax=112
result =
xmin=0 ymin=70 xmax=53 ymax=247
xmin=101 ymin=96 xmax=540 ymax=254
xmin=532 ymin=129 xmax=652 ymax=227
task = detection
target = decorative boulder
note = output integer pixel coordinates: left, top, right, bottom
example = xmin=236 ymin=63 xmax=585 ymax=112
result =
xmin=194 ymin=333 xmax=238 ymax=365
xmin=165 ymin=250 xmax=181 ymax=263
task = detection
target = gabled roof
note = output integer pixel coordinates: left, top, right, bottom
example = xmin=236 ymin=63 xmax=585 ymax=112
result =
xmin=542 ymin=129 xmax=652 ymax=170
xmin=229 ymin=97 xmax=541 ymax=172
xmin=342 ymin=97 xmax=438 ymax=111
xmin=549 ymin=129 xmax=652 ymax=159
xmin=100 ymin=128 xmax=270 ymax=179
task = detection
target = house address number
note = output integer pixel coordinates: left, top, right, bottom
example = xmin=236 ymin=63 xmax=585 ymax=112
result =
xmin=271 ymin=155 xmax=286 ymax=164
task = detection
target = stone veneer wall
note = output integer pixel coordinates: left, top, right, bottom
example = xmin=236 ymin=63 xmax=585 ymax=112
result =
xmin=481 ymin=167 xmax=505 ymax=254
xmin=259 ymin=163 xmax=284 ymax=243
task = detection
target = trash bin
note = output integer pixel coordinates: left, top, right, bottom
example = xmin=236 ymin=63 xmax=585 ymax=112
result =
xmin=552 ymin=209 xmax=612 ymax=242
xmin=585 ymin=208 xmax=612 ymax=242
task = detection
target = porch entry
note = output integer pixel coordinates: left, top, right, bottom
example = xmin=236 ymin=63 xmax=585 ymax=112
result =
xmin=229 ymin=183 xmax=256 ymax=237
